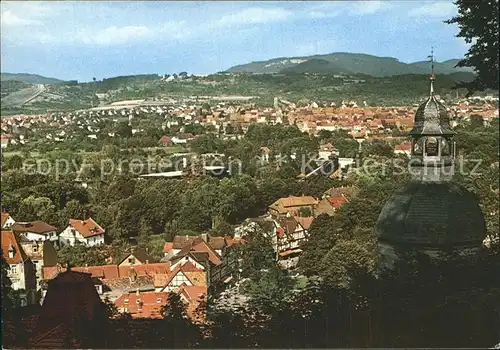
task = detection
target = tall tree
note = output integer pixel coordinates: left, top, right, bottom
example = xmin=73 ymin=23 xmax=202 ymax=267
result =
xmin=445 ymin=0 xmax=499 ymax=94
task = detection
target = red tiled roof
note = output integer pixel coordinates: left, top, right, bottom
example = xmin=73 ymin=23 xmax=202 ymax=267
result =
xmin=114 ymin=291 xmax=169 ymax=319
xmin=294 ymin=216 xmax=313 ymax=230
xmin=12 ymin=221 xmax=56 ymax=235
xmin=276 ymin=227 xmax=285 ymax=239
xmin=163 ymin=242 xmax=173 ymax=253
xmin=68 ymin=217 xmax=105 ymax=238
xmin=1 ymin=231 xmax=27 ymax=264
xmin=327 ymin=195 xmax=348 ymax=209
xmin=172 ymin=235 xmax=196 ymax=249
xmin=178 ymin=284 xmax=207 ymax=302
xmin=42 ymin=262 xmax=171 ymax=281
xmin=394 ymin=142 xmax=412 ymax=151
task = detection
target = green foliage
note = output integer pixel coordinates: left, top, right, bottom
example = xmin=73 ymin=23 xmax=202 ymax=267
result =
xmin=361 ymin=139 xmax=394 ymax=158
xmin=161 ymin=292 xmax=201 ymax=347
xmin=445 ymin=0 xmax=499 ymax=94
xmin=1 ymin=252 xmax=21 ymax=315
xmin=235 ymin=223 xmax=276 ymax=279
xmin=57 ymin=243 xmax=107 ymax=266
xmin=244 ymin=266 xmax=294 ymax=312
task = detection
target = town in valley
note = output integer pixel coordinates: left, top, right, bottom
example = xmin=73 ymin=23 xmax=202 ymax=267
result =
xmin=1 ymin=0 xmax=499 ymax=349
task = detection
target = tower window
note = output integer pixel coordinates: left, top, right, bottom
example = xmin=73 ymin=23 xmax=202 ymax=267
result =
xmin=425 ymin=137 xmax=438 ymax=156
xmin=440 ymin=138 xmax=450 ymax=156
xmin=413 ymin=138 xmax=424 ymax=156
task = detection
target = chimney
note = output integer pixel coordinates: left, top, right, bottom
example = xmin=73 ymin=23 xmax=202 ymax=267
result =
xmin=145 ymin=260 xmax=149 ymax=265
xmin=136 ymin=289 xmax=140 ymax=296
xmin=201 ymin=233 xmax=208 ymax=242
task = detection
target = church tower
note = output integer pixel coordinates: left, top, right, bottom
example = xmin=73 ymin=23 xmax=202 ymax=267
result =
xmin=375 ymin=51 xmax=486 ymax=269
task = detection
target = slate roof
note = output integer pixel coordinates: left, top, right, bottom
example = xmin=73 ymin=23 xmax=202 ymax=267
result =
xmin=117 ymin=247 xmax=158 ymax=265
xmin=376 ymin=181 xmax=486 ymax=247
xmin=410 ymin=95 xmax=454 ymax=136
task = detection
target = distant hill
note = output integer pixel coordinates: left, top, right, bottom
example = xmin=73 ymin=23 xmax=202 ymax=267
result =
xmin=281 ymin=59 xmax=352 ymax=74
xmin=1 ymin=73 xmax=64 ymax=85
xmin=227 ymin=53 xmax=474 ymax=76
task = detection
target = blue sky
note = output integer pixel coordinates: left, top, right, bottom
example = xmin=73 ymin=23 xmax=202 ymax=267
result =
xmin=1 ymin=1 xmax=469 ymax=82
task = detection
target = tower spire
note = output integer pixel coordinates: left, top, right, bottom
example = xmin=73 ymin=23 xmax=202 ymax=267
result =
xmin=427 ymin=47 xmax=435 ymax=95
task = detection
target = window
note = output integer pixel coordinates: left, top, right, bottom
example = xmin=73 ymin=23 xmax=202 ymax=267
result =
xmin=33 ymin=245 xmax=38 ymax=253
xmin=157 ymin=298 xmax=162 ymax=303
xmin=440 ymin=138 xmax=451 ymax=156
xmin=413 ymin=138 xmax=424 ymax=155
xmin=123 ymin=299 xmax=129 ymax=304
xmin=10 ymin=265 xmax=17 ymax=274
xmin=136 ymin=299 xmax=141 ymax=304
xmin=128 ymin=257 xmax=135 ymax=264
xmin=425 ymin=137 xmax=438 ymax=156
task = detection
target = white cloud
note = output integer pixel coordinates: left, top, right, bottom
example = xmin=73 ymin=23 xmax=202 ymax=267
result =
xmin=215 ymin=7 xmax=293 ymax=27
xmin=408 ymin=2 xmax=457 ymax=18
xmin=305 ymin=1 xmax=391 ymax=19
xmin=1 ymin=9 xmax=42 ymax=26
xmin=307 ymin=10 xmax=340 ymax=19
xmin=349 ymin=1 xmax=392 ymax=15
xmin=75 ymin=26 xmax=153 ymax=45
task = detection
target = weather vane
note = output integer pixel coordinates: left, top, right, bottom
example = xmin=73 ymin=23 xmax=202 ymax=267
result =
xmin=428 ymin=47 xmax=435 ymax=79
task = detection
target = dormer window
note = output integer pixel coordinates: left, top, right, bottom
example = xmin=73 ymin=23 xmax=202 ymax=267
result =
xmin=124 ymin=299 xmax=129 ymax=304
xmin=8 ymin=245 xmax=14 ymax=259
xmin=157 ymin=298 xmax=162 ymax=303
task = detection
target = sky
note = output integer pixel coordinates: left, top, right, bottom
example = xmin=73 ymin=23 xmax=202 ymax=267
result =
xmin=1 ymin=1 xmax=469 ymax=82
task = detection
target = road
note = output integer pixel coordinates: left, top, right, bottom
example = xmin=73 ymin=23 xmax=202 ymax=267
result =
xmin=1 ymin=84 xmax=46 ymax=106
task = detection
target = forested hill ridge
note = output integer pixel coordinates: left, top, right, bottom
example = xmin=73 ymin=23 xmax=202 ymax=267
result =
xmin=226 ymin=53 xmax=474 ymax=76
xmin=0 ymin=73 xmax=65 ymax=85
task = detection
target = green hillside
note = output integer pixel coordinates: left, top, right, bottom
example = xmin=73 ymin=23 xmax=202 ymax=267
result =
xmin=0 ymin=73 xmax=64 ymax=85
xmin=227 ymin=52 xmax=474 ymax=76
xmin=280 ymin=59 xmax=351 ymax=74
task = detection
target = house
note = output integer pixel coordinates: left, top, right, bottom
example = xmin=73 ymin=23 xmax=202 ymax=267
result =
xmin=159 ymin=135 xmax=173 ymax=147
xmin=114 ymin=291 xmax=169 ymax=319
xmin=1 ymin=212 xmax=16 ymax=229
xmin=59 ymin=218 xmax=105 ymax=246
xmin=42 ymin=261 xmax=172 ymax=302
xmin=117 ymin=247 xmax=158 ymax=267
xmin=1 ymin=231 xmax=37 ymax=305
xmin=268 ymin=196 xmax=318 ymax=219
xmin=394 ymin=142 xmax=412 ymax=156
xmin=178 ymin=284 xmax=207 ymax=322
xmin=318 ymin=143 xmax=339 ymax=159
xmin=1 ymin=134 xmax=12 ymax=149
xmin=154 ymin=261 xmax=206 ymax=293
xmin=314 ymin=195 xmax=349 ymax=217
xmin=18 ymin=239 xmax=58 ymax=291
xmin=272 ymin=217 xmax=311 ymax=269
xmin=260 ymin=146 xmax=271 ymax=162
xmin=12 ymin=221 xmax=57 ymax=242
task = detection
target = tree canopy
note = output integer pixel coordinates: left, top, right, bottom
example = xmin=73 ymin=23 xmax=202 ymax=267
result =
xmin=445 ymin=0 xmax=499 ymax=94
